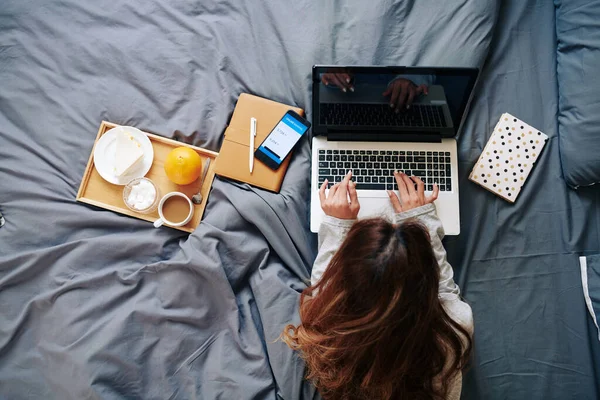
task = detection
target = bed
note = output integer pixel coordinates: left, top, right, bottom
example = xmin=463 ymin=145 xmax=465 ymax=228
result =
xmin=1 ymin=0 xmax=599 ymax=399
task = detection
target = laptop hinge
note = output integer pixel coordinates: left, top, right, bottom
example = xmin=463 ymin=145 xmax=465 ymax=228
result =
xmin=326 ymin=131 xmax=442 ymax=143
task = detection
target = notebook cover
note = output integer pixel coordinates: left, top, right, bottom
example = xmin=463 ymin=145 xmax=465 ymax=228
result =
xmin=469 ymin=113 xmax=548 ymax=202
xmin=215 ymin=93 xmax=304 ymax=192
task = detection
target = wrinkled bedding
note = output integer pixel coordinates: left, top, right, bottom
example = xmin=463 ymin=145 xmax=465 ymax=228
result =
xmin=556 ymin=0 xmax=600 ymax=188
xmin=1 ymin=0 xmax=599 ymax=399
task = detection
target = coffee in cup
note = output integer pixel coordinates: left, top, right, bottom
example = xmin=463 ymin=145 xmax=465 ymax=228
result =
xmin=153 ymin=192 xmax=194 ymax=228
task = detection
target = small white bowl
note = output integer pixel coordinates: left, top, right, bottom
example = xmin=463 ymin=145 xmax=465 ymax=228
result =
xmin=122 ymin=178 xmax=160 ymax=214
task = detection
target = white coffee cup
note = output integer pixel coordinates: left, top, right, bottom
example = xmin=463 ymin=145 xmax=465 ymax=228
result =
xmin=153 ymin=192 xmax=194 ymax=228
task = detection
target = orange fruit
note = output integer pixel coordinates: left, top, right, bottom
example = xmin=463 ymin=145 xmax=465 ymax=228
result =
xmin=164 ymin=147 xmax=203 ymax=185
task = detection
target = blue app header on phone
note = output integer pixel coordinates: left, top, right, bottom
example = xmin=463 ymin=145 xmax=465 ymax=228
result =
xmin=282 ymin=114 xmax=308 ymax=134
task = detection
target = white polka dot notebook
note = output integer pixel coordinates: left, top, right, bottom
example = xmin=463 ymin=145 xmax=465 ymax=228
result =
xmin=469 ymin=113 xmax=548 ymax=203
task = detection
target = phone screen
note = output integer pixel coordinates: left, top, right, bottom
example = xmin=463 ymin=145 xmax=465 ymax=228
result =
xmin=256 ymin=112 xmax=310 ymax=169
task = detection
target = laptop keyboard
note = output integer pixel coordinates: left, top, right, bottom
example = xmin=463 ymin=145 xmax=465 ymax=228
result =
xmin=317 ymin=149 xmax=452 ymax=192
xmin=319 ymin=103 xmax=447 ymax=128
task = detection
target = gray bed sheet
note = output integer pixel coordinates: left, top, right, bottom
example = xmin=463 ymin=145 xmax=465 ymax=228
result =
xmin=453 ymin=1 xmax=600 ymax=398
xmin=1 ymin=0 xmax=599 ymax=399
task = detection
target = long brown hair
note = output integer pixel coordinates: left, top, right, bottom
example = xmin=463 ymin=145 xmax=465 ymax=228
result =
xmin=282 ymin=218 xmax=472 ymax=400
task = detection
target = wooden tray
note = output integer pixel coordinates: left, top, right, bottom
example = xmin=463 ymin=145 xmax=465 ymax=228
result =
xmin=76 ymin=121 xmax=219 ymax=233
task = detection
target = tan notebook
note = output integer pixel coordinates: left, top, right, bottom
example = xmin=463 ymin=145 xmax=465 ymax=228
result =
xmin=215 ymin=93 xmax=304 ymax=192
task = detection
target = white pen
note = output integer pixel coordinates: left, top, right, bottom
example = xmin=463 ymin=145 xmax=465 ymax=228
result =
xmin=249 ymin=117 xmax=257 ymax=173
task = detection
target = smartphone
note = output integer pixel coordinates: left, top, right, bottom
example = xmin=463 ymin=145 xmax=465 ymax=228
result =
xmin=254 ymin=110 xmax=311 ymax=170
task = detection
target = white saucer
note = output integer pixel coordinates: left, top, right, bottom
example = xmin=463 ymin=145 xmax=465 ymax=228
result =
xmin=93 ymin=126 xmax=154 ymax=185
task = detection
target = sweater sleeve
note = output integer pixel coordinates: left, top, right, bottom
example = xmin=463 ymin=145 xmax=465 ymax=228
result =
xmin=311 ymin=216 xmax=356 ymax=286
xmin=394 ymin=204 xmax=473 ymax=334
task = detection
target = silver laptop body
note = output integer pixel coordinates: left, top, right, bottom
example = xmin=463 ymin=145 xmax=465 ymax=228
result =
xmin=309 ymin=66 xmax=479 ymax=235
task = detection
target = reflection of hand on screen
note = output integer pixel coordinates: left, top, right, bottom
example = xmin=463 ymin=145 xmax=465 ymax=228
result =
xmin=382 ymin=78 xmax=429 ymax=112
xmin=321 ymin=73 xmax=354 ymax=92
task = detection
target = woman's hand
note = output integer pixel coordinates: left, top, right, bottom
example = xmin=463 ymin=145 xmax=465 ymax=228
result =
xmin=319 ymin=171 xmax=360 ymax=219
xmin=382 ymin=78 xmax=428 ymax=112
xmin=321 ymin=73 xmax=354 ymax=92
xmin=388 ymin=171 xmax=438 ymax=213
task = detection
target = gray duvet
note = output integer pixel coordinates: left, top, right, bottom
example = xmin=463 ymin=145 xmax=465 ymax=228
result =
xmin=1 ymin=0 xmax=599 ymax=399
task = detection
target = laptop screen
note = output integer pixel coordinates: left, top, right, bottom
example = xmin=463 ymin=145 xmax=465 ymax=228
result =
xmin=312 ymin=66 xmax=478 ymax=138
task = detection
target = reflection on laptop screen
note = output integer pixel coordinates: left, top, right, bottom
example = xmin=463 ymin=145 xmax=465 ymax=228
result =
xmin=317 ymin=69 xmax=475 ymax=133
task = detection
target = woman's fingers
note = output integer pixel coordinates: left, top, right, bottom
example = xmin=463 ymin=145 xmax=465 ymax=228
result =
xmin=426 ymin=183 xmax=439 ymax=203
xmin=339 ymin=73 xmax=354 ymax=91
xmin=334 ymin=171 xmax=351 ymax=200
xmin=407 ymin=84 xmax=428 ymax=108
xmin=348 ymin=181 xmax=360 ymax=215
xmin=406 ymin=86 xmax=417 ymax=109
xmin=320 ymin=171 xmax=360 ymax=219
xmin=388 ymin=190 xmax=403 ymax=213
xmin=328 ymin=182 xmax=340 ymax=199
xmin=401 ymin=173 xmax=417 ymax=197
xmin=411 ymin=176 xmax=425 ymax=202
xmin=329 ymin=74 xmax=351 ymax=92
xmin=389 ymin=84 xmax=402 ymax=109
xmin=348 ymin=179 xmax=359 ymax=208
xmin=318 ymin=179 xmax=328 ymax=206
xmin=396 ymin=85 xmax=409 ymax=112
xmin=394 ymin=171 xmax=409 ymax=202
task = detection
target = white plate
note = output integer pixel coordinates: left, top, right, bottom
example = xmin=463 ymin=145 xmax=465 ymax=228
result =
xmin=93 ymin=126 xmax=154 ymax=185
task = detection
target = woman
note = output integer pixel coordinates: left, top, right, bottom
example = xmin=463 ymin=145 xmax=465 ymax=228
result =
xmin=282 ymin=171 xmax=473 ymax=400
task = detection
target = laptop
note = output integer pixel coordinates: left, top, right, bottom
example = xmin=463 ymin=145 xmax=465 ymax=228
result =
xmin=310 ymin=66 xmax=479 ymax=235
